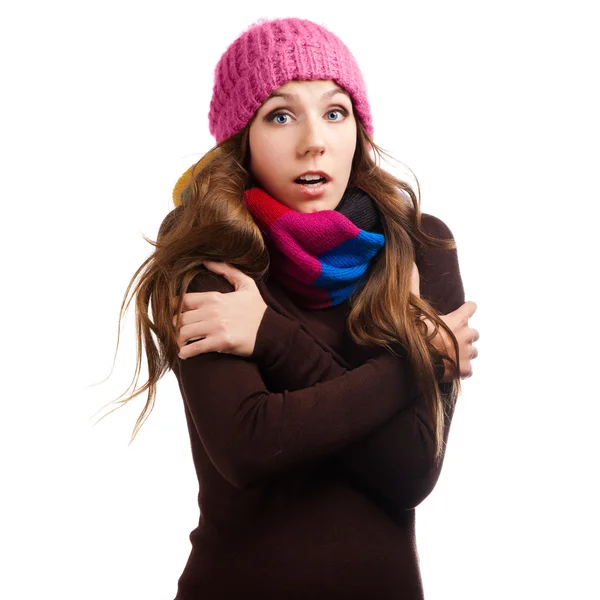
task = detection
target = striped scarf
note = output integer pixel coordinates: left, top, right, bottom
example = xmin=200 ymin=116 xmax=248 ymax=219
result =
xmin=244 ymin=187 xmax=386 ymax=309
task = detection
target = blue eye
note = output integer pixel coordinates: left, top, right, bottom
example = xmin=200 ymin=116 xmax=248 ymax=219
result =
xmin=327 ymin=107 xmax=350 ymax=121
xmin=266 ymin=107 xmax=349 ymax=125
xmin=267 ymin=112 xmax=291 ymax=124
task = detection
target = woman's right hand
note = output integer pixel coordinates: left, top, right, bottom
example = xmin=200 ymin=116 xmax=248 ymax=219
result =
xmin=412 ymin=262 xmax=479 ymax=382
xmin=433 ymin=303 xmax=479 ymax=381
xmin=173 ymin=261 xmax=268 ymax=359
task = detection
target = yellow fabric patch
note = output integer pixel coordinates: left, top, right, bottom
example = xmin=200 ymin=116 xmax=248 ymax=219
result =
xmin=172 ymin=151 xmax=218 ymax=207
xmin=172 ymin=164 xmax=195 ymax=208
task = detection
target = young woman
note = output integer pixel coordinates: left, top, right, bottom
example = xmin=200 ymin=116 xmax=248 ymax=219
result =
xmin=114 ymin=17 xmax=479 ymax=599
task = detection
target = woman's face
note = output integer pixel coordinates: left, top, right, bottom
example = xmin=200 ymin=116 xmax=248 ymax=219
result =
xmin=248 ymin=79 xmax=357 ymax=213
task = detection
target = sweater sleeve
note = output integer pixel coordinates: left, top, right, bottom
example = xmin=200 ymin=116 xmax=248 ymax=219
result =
xmin=253 ymin=306 xmax=444 ymax=388
xmin=339 ymin=213 xmax=466 ymax=511
xmin=248 ymin=213 xmax=465 ymax=511
xmin=173 ymin=270 xmax=419 ymax=491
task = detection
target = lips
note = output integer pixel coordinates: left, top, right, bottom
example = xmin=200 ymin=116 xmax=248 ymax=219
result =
xmin=293 ymin=170 xmax=331 ymax=184
xmin=293 ymin=179 xmax=330 ymax=198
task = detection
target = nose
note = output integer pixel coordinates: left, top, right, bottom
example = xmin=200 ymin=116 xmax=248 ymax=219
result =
xmin=297 ymin=118 xmax=326 ymax=157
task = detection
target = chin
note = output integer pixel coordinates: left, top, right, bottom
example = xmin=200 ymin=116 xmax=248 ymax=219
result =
xmin=297 ymin=202 xmax=336 ymax=214
xmin=294 ymin=193 xmax=344 ymax=214
xmin=276 ymin=187 xmax=343 ymax=213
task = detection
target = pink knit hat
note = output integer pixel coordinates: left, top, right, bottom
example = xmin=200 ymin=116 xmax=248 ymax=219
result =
xmin=208 ymin=18 xmax=373 ymax=143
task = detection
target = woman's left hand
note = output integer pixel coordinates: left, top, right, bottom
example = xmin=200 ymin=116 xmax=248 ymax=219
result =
xmin=173 ymin=261 xmax=268 ymax=359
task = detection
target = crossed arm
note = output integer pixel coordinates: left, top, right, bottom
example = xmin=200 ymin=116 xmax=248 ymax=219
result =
xmin=172 ymin=213 xmax=465 ymax=511
xmin=245 ymin=213 xmax=466 ymax=512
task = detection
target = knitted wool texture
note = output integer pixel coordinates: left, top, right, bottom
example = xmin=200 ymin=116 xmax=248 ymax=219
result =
xmin=244 ymin=187 xmax=385 ymax=309
xmin=208 ymin=17 xmax=373 ymax=143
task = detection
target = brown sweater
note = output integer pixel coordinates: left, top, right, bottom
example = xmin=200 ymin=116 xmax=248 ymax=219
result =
xmin=167 ymin=212 xmax=465 ymax=599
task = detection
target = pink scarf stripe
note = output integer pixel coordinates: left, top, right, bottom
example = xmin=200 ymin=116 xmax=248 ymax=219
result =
xmin=274 ymin=210 xmax=361 ymax=255
xmin=267 ymin=242 xmax=322 ymax=286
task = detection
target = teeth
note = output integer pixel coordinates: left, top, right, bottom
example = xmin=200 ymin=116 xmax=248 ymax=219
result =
xmin=298 ymin=174 xmax=323 ymax=181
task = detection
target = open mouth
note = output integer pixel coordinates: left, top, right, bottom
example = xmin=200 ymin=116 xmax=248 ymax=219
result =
xmin=294 ymin=176 xmax=328 ymax=186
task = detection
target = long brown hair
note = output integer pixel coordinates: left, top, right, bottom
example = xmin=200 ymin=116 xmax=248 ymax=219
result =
xmin=97 ymin=120 xmax=460 ymax=465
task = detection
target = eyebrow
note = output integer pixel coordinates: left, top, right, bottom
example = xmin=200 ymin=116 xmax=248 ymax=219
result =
xmin=264 ymin=87 xmax=350 ymax=104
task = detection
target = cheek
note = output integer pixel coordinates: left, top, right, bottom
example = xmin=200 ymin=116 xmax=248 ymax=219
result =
xmin=249 ymin=140 xmax=270 ymax=180
xmin=251 ymin=134 xmax=281 ymax=168
xmin=249 ymin=139 xmax=287 ymax=191
xmin=341 ymin=136 xmax=357 ymax=174
xmin=339 ymin=126 xmax=357 ymax=158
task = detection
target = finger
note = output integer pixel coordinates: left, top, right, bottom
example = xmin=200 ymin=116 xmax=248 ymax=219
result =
xmin=172 ymin=303 xmax=203 ymax=328
xmin=177 ymin=319 xmax=214 ymax=349
xmin=177 ymin=291 xmax=223 ymax=312
xmin=203 ymin=260 xmax=251 ymax=291
xmin=178 ymin=337 xmax=225 ymax=359
xmin=174 ymin=293 xmax=204 ymax=311
xmin=179 ymin=338 xmax=209 ymax=359
xmin=410 ymin=262 xmax=420 ymax=297
xmin=454 ymin=300 xmax=477 ymax=323
xmin=461 ymin=300 xmax=477 ymax=317
xmin=173 ymin=312 xmax=192 ymax=333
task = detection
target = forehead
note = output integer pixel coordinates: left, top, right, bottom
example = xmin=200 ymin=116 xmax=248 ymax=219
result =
xmin=265 ymin=79 xmax=350 ymax=102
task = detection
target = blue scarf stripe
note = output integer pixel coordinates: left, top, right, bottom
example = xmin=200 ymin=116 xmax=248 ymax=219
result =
xmin=313 ymin=230 xmax=385 ymax=295
xmin=316 ymin=261 xmax=370 ymax=290
xmin=318 ymin=230 xmax=385 ymax=268
xmin=328 ymin=281 xmax=363 ymax=305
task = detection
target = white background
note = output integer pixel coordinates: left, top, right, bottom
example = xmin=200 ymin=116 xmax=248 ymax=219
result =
xmin=1 ymin=1 xmax=598 ymax=598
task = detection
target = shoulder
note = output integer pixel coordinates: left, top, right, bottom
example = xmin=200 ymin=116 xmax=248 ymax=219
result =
xmin=157 ymin=205 xmax=184 ymax=240
xmin=187 ymin=270 xmax=235 ymax=295
xmin=415 ymin=213 xmax=465 ymax=314
xmin=157 ymin=206 xmax=235 ymax=296
xmin=420 ymin=212 xmax=456 ymax=241
xmin=414 ymin=212 xmax=458 ymax=264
